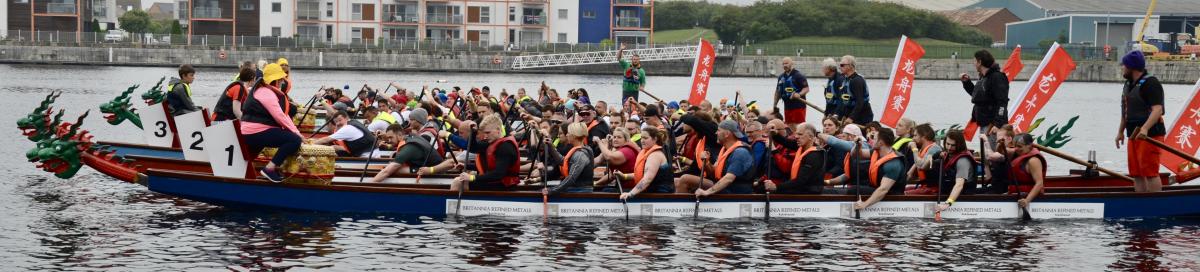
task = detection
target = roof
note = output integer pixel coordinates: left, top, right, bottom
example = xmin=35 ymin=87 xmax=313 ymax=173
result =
xmin=938 ymin=8 xmax=1012 ymax=26
xmin=146 ymin=2 xmax=175 ymax=20
xmin=872 ymin=0 xmax=982 ymax=11
xmin=1030 ymin=0 xmax=1200 ymax=15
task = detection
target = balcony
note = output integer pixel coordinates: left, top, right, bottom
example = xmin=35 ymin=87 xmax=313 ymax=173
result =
xmin=193 ymin=7 xmax=222 ymax=19
xmin=614 ymin=0 xmax=646 ymax=4
xmin=426 ymin=14 xmax=462 ymax=24
xmin=297 ymin=1 xmax=319 ymax=20
xmin=616 ymin=17 xmax=642 ymax=28
xmin=522 ymin=15 xmax=544 ymax=25
xmin=47 ymin=3 xmax=77 ymax=14
xmin=384 ymin=13 xmax=419 ymax=23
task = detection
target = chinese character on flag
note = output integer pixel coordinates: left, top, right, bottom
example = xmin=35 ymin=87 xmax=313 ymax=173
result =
xmin=1161 ymin=78 xmax=1200 ymax=174
xmin=688 ymin=39 xmax=716 ymax=106
xmin=879 ymin=35 xmax=925 ymax=127
xmin=1007 ymin=42 xmax=1076 ymax=133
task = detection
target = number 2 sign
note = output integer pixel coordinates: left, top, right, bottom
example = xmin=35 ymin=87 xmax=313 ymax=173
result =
xmin=139 ymin=103 xmax=174 ymax=147
xmin=174 ymin=110 xmax=211 ymax=162
xmin=203 ymin=121 xmax=253 ymax=179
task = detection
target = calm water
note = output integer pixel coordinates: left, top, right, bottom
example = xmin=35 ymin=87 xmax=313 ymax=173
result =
xmin=2 ymin=64 xmax=1199 ymax=270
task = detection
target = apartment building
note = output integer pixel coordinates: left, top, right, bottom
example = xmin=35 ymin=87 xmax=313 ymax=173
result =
xmin=579 ymin=0 xmax=652 ymax=44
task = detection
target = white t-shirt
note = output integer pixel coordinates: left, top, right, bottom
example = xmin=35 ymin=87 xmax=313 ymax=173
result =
xmin=391 ymin=112 xmax=404 ymax=123
xmin=367 ymin=119 xmax=391 ymax=133
xmin=330 ymin=124 xmax=364 ymax=141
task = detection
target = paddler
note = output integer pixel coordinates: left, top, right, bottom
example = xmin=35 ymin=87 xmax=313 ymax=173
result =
xmin=166 ymin=64 xmax=200 ymax=116
xmin=364 ymin=105 xmax=397 ymax=133
xmin=765 ymin=123 xmax=826 ymax=194
xmin=1115 ymin=50 xmax=1165 ymax=193
xmin=904 ymin=123 xmax=942 ymax=194
xmin=934 ymin=129 xmax=977 ymax=212
xmin=545 ymin=122 xmax=595 ymax=195
xmin=371 ymin=108 xmax=444 ymax=183
xmin=959 ymin=50 xmax=1009 ymax=136
xmin=239 ymin=63 xmax=303 ymax=182
xmin=277 ymin=58 xmax=294 ymax=94
xmin=892 ymin=118 xmax=919 ymax=177
xmin=576 ymin=104 xmax=610 ymax=154
xmin=773 ymin=57 xmax=811 ymax=125
xmin=1010 ymin=133 xmax=1045 ymax=208
xmin=617 ymin=127 xmax=675 ymax=200
xmin=680 ymin=119 xmax=757 ymax=195
xmin=821 ymin=57 xmax=848 ymax=118
xmin=674 ymin=112 xmax=719 ymax=183
xmin=312 ymin=110 xmax=376 ymax=157
xmin=212 ymin=66 xmax=254 ymax=122
xmin=851 ymin=127 xmax=907 ymax=210
xmin=980 ymin=124 xmax=1015 ymax=194
xmin=451 ymin=115 xmax=521 ymax=191
xmin=840 ymin=55 xmax=873 ymax=125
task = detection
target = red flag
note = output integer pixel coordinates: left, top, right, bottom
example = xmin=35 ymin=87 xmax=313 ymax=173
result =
xmin=687 ymin=39 xmax=716 ymax=106
xmin=1161 ymin=78 xmax=1200 ymax=174
xmin=1008 ymin=43 xmax=1076 ymax=133
xmin=879 ymin=35 xmax=926 ymax=127
xmin=964 ymin=45 xmax=1023 ymax=140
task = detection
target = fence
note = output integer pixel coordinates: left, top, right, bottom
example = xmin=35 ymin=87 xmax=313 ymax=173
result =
xmin=0 ymin=29 xmax=1139 ymax=61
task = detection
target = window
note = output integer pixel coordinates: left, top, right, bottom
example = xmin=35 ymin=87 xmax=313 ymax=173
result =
xmin=480 ymin=7 xmax=490 ymax=23
xmin=582 ymin=11 xmax=595 ymax=19
xmin=297 ymin=25 xmax=321 ymax=40
xmin=558 ymin=9 xmax=567 ymax=19
xmin=351 ymin=28 xmax=362 ymax=43
xmin=272 ymin=27 xmax=281 ymax=37
xmin=326 ymin=25 xmax=333 ymax=42
xmin=326 ymin=2 xmax=333 ymax=17
xmin=178 ymin=1 xmax=189 ymax=20
xmin=270 ymin=2 xmax=280 ymax=12
xmin=15 ymin=0 xmax=28 ymax=3
xmin=352 ymin=4 xmax=362 ymax=20
xmin=509 ymin=6 xmax=516 ymax=22
xmin=558 ymin=33 xmax=567 ymax=43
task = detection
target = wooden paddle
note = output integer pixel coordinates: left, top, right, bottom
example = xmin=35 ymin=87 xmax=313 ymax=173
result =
xmin=1139 ymin=134 xmax=1200 ymax=166
xmin=358 ymin=131 xmax=382 ymax=182
xmin=796 ymin=98 xmax=827 ymax=115
xmin=853 ymin=140 xmax=862 ymax=219
xmin=1033 ymin=144 xmax=1134 ymax=182
xmin=606 ymin=138 xmax=629 ymax=220
xmin=455 ymin=125 xmax=476 ymax=219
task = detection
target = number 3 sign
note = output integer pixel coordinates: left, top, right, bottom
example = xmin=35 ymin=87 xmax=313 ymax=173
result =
xmin=202 ymin=121 xmax=253 ymax=179
xmin=139 ymin=103 xmax=174 ymax=147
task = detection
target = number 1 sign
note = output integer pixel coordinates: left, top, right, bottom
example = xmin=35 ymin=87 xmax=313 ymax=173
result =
xmin=203 ymin=121 xmax=252 ymax=179
xmin=139 ymin=103 xmax=174 ymax=147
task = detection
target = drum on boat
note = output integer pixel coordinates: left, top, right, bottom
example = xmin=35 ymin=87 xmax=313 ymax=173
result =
xmin=261 ymin=144 xmax=337 ymax=185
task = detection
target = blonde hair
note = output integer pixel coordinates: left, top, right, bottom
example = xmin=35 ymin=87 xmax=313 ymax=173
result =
xmin=841 ymin=55 xmax=857 ymax=68
xmin=480 ymin=114 xmax=503 ymax=133
xmin=822 ymin=57 xmax=838 ymax=71
xmin=898 ymin=118 xmax=917 ymax=131
xmin=612 ymin=127 xmax=631 ymax=141
xmin=567 ymin=122 xmax=588 ymax=140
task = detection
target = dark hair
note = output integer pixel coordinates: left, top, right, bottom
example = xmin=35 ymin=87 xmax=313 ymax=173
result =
xmin=330 ymin=110 xmax=349 ymax=122
xmin=974 ymin=50 xmax=995 ymax=67
xmin=641 ymin=126 xmax=666 ymax=146
xmin=386 ymin=123 xmax=405 ymax=134
xmin=365 ymin=106 xmax=378 ymax=114
xmin=877 ymin=127 xmax=896 ymax=147
xmin=421 ymin=101 xmax=444 ymax=117
xmin=178 ymin=64 xmax=195 ymax=77
xmin=237 ymin=67 xmax=255 ymax=82
xmin=945 ymin=129 xmax=967 ymax=153
xmin=914 ymin=123 xmax=935 ymax=141
xmin=1013 ymin=133 xmax=1035 ymax=146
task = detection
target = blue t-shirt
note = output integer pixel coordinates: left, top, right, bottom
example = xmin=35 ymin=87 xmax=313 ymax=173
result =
xmin=722 ymin=148 xmax=754 ymax=177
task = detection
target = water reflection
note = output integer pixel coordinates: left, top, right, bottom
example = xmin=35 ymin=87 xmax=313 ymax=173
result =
xmin=455 ymin=219 xmax=523 ymax=266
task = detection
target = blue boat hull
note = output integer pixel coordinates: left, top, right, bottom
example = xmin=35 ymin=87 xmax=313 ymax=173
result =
xmin=143 ymin=170 xmax=1200 ymax=219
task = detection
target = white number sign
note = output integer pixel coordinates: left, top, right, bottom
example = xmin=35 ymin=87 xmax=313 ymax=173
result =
xmin=202 ymin=121 xmax=251 ymax=179
xmin=139 ymin=103 xmax=174 ymax=147
xmin=174 ymin=110 xmax=210 ymax=162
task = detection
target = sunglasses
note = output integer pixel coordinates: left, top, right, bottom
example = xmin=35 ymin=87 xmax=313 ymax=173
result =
xmin=839 ymin=64 xmax=850 ymax=67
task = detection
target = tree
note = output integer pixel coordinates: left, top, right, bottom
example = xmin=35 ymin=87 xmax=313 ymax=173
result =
xmin=118 ymin=10 xmax=152 ymax=33
xmin=91 ymin=19 xmax=102 ymax=33
xmin=170 ymin=20 xmax=183 ymax=35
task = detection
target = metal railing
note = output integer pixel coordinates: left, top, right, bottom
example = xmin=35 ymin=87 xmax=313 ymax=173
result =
xmin=427 ymin=14 xmax=463 ymax=24
xmin=384 ymin=13 xmax=419 ymax=23
xmin=47 ymin=3 xmax=77 ymax=13
xmin=297 ymin=9 xmax=320 ymax=20
xmin=616 ymin=17 xmax=642 ymax=28
xmin=193 ymin=7 xmax=223 ymax=19
xmin=523 ymin=15 xmax=545 ymax=25
xmin=0 ymin=29 xmax=1139 ymax=61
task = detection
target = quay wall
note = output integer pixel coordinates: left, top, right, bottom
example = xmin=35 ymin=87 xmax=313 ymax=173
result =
xmin=1 ymin=45 xmax=1197 ymax=84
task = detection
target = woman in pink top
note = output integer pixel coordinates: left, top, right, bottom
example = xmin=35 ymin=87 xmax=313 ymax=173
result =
xmin=239 ymin=63 xmax=303 ymax=182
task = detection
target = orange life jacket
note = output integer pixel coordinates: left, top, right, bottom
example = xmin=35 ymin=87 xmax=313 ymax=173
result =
xmin=790 ymin=146 xmax=818 ymax=180
xmin=560 ymin=145 xmax=585 ymax=177
xmin=713 ymin=142 xmax=746 ymax=178
xmin=915 ymin=143 xmax=934 ymax=181
xmin=633 ymin=145 xmax=663 ymax=188
xmin=475 ymin=136 xmax=521 ymax=187
xmin=868 ymin=151 xmax=901 ymax=187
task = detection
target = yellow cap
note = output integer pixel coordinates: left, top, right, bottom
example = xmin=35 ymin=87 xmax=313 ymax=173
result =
xmin=262 ymin=63 xmax=286 ymax=84
xmin=276 ymin=58 xmax=289 ymax=66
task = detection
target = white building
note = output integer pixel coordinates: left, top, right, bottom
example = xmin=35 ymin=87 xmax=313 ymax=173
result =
xmin=263 ymin=0 xmax=579 ymax=45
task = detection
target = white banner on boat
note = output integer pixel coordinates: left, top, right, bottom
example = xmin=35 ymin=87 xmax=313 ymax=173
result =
xmin=445 ymin=199 xmax=1105 ymax=219
xmin=174 ymin=110 xmax=209 ymax=162
xmin=1028 ymin=203 xmax=1105 ymax=219
xmin=202 ymin=121 xmax=250 ymax=179
xmin=139 ymin=103 xmax=174 ymax=147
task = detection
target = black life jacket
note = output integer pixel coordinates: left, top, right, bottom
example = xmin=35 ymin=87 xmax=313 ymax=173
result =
xmin=240 ymin=85 xmax=289 ymax=127
xmin=343 ymin=120 xmax=376 ymax=156
xmin=938 ymin=151 xmax=977 ymax=195
xmin=1121 ymin=74 xmax=1166 ymax=137
xmin=213 ymin=81 xmax=247 ymax=122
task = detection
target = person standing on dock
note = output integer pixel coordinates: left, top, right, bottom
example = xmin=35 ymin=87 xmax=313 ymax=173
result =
xmin=617 ymin=43 xmax=646 ymax=102
xmin=840 ymin=55 xmax=873 ymax=125
xmin=166 ymin=64 xmax=199 ymax=117
xmin=773 ymin=57 xmax=810 ymax=125
xmin=960 ymin=50 xmax=1009 ymax=138
xmin=1115 ymin=50 xmax=1165 ymax=193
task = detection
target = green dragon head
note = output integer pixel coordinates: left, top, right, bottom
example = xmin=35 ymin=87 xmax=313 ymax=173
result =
xmin=17 ymin=92 xmax=63 ymax=141
xmin=27 ymin=111 xmax=90 ymax=179
xmin=1034 ymin=115 xmax=1079 ymax=149
xmin=100 ymin=85 xmax=143 ymax=129
xmin=141 ymin=77 xmax=167 ymax=105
